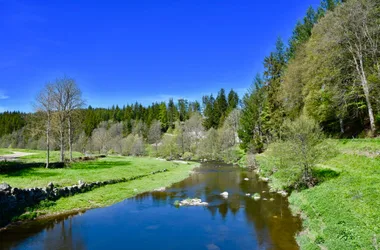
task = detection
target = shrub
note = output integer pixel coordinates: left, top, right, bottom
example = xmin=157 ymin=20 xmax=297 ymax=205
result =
xmin=182 ymin=152 xmax=193 ymax=160
xmin=264 ymin=115 xmax=336 ymax=189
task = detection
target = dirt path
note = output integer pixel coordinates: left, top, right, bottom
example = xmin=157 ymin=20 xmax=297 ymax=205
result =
xmin=0 ymin=152 xmax=36 ymax=161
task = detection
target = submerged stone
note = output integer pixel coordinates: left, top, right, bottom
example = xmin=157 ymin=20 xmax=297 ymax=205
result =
xmin=252 ymin=193 xmax=261 ymax=200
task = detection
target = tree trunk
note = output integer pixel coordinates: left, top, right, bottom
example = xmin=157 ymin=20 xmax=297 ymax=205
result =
xmin=46 ymin=114 xmax=50 ymax=168
xmin=60 ymin=125 xmax=65 ymax=162
xmin=358 ymin=56 xmax=376 ymax=134
xmin=339 ymin=118 xmax=344 ymax=134
xmin=68 ymin=116 xmax=73 ymax=161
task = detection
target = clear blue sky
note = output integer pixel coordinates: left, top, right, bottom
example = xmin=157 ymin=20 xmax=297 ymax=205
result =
xmin=0 ymin=0 xmax=320 ymax=112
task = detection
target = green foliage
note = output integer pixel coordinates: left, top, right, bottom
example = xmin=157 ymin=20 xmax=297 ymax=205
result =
xmin=0 ymin=112 xmax=26 ymax=138
xmin=13 ymin=212 xmax=39 ymax=221
xmin=221 ymin=146 xmax=244 ymax=164
xmin=238 ymin=74 xmax=269 ymax=152
xmin=260 ymin=116 xmax=335 ymax=189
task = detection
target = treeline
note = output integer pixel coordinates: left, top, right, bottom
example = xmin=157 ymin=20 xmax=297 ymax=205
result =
xmin=238 ymin=0 xmax=380 ymax=152
xmin=0 ymin=86 xmax=242 ymax=162
xmin=0 ymin=112 xmax=26 ymax=137
xmin=82 ymin=88 xmax=239 ymax=136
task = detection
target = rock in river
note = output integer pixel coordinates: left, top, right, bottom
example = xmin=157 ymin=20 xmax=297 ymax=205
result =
xmin=220 ymin=192 xmax=228 ymax=198
xmin=179 ymin=198 xmax=208 ymax=206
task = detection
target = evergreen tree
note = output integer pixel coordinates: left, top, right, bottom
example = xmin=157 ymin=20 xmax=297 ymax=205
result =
xmin=215 ymin=88 xmax=228 ymax=127
xmin=227 ymin=89 xmax=239 ymax=113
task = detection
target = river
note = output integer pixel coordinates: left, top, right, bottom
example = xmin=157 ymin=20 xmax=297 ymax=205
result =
xmin=0 ymin=162 xmax=301 ymax=250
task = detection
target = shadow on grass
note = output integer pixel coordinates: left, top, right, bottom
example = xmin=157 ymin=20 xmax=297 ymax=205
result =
xmin=2 ymin=168 xmax=61 ymax=178
xmin=70 ymin=160 xmax=132 ymax=170
xmin=313 ymin=168 xmax=340 ymax=182
xmin=0 ymin=161 xmax=64 ymax=175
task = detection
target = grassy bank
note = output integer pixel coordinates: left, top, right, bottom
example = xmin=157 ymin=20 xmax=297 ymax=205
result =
xmin=256 ymin=139 xmax=380 ymax=249
xmin=0 ymin=149 xmax=198 ymax=222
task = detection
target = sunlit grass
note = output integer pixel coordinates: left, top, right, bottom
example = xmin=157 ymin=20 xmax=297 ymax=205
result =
xmin=285 ymin=140 xmax=380 ymax=249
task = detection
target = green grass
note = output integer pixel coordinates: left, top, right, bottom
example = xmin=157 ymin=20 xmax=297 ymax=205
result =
xmin=0 ymin=149 xmax=13 ymax=155
xmin=0 ymin=150 xmax=199 ymax=220
xmin=0 ymin=148 xmax=84 ymax=162
xmin=258 ymin=139 xmax=380 ymax=249
xmin=1 ymin=156 xmax=195 ymax=188
xmin=33 ymin=161 xmax=197 ymax=214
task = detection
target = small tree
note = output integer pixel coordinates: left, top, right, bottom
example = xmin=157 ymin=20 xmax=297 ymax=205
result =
xmin=266 ymin=115 xmax=333 ymax=188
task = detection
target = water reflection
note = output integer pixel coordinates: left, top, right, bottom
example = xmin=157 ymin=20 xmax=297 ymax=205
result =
xmin=0 ymin=162 xmax=301 ymax=250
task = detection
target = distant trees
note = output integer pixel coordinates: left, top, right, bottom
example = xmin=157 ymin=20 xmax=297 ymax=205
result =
xmin=202 ymin=89 xmax=240 ymax=130
xmin=0 ymin=112 xmax=25 ymax=138
xmin=148 ymin=120 xmax=162 ymax=154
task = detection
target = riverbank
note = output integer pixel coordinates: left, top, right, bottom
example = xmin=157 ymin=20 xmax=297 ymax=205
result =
xmin=254 ymin=139 xmax=380 ymax=249
xmin=0 ymin=151 xmax=199 ymax=228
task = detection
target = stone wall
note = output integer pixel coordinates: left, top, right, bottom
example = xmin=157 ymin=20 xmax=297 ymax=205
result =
xmin=0 ymin=169 xmax=168 ymax=228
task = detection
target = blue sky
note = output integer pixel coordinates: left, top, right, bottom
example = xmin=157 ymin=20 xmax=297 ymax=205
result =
xmin=0 ymin=0 xmax=320 ymax=112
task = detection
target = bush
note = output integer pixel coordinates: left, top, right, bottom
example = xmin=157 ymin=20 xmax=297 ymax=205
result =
xmin=182 ymin=152 xmax=193 ymax=160
xmin=263 ymin=115 xmax=336 ymax=189
xmin=222 ymin=147 xmax=244 ymax=164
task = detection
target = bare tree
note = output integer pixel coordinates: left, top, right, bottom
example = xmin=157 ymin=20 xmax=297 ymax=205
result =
xmin=184 ymin=113 xmax=204 ymax=153
xmin=48 ymin=76 xmax=85 ymax=162
xmin=224 ymin=109 xmax=241 ymax=145
xmin=91 ymin=127 xmax=109 ymax=154
xmin=35 ymin=83 xmax=55 ymax=168
xmin=148 ymin=120 xmax=162 ymax=154
xmin=131 ymin=135 xmax=145 ymax=156
xmin=63 ymin=79 xmax=85 ymax=161
xmin=52 ymin=78 xmax=69 ymax=162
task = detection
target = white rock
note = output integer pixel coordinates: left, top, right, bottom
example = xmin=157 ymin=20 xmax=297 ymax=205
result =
xmin=259 ymin=177 xmax=269 ymax=182
xmin=245 ymin=193 xmax=251 ymax=196
xmin=244 ymin=178 xmax=249 ymax=181
xmin=276 ymin=190 xmax=288 ymax=197
xmin=179 ymin=198 xmax=208 ymax=206
xmin=220 ymin=192 xmax=229 ymax=198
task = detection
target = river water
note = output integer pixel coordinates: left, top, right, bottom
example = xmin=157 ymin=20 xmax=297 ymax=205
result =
xmin=0 ymin=162 xmax=301 ymax=250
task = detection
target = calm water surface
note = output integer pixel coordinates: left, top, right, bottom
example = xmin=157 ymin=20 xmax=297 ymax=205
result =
xmin=0 ymin=162 xmax=301 ymax=250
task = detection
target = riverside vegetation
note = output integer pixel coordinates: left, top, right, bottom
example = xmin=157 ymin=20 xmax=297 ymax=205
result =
xmin=0 ymin=0 xmax=380 ymax=249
